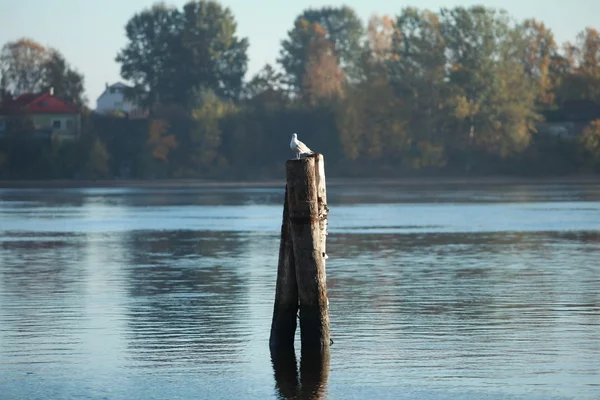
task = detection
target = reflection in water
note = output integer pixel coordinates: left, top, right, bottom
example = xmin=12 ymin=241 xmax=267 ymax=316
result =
xmin=0 ymin=232 xmax=88 ymax=366
xmin=0 ymin=184 xmax=599 ymax=399
xmin=121 ymin=230 xmax=251 ymax=370
xmin=271 ymin=347 xmax=330 ymax=400
xmin=299 ymin=348 xmax=330 ymax=400
xmin=271 ymin=347 xmax=299 ymax=399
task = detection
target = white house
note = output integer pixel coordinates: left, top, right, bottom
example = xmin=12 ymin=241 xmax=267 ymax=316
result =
xmin=95 ymin=82 xmax=146 ymax=118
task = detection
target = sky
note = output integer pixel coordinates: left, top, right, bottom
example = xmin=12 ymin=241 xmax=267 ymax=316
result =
xmin=1 ymin=0 xmax=599 ymax=107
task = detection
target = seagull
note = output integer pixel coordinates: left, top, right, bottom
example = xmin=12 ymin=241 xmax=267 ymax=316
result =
xmin=290 ymin=133 xmax=314 ymax=159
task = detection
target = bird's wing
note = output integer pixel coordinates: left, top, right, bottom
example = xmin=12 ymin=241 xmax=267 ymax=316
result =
xmin=296 ymin=140 xmax=314 ymax=154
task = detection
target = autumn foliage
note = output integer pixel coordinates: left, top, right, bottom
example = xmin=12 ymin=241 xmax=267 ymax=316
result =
xmin=2 ymin=1 xmax=600 ymax=179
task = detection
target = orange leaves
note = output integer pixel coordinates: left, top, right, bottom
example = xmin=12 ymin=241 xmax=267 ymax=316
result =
xmin=147 ymin=119 xmax=178 ymax=162
xmin=7 ymin=38 xmax=47 ymax=54
xmin=453 ymin=96 xmax=479 ymax=120
xmin=0 ymin=38 xmax=51 ymax=94
xmin=580 ymin=119 xmax=600 ymax=160
xmin=576 ymin=28 xmax=600 ymax=76
xmin=367 ymin=14 xmax=395 ymax=61
xmin=297 ymin=19 xmax=346 ymax=104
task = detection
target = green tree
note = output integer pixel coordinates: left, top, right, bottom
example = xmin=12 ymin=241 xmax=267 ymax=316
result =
xmin=387 ymin=8 xmax=449 ymax=166
xmin=0 ymin=38 xmax=86 ymax=107
xmin=441 ymin=6 xmax=540 ymax=160
xmin=116 ymin=1 xmax=248 ymax=109
xmin=243 ymin=64 xmax=286 ymax=105
xmin=335 ymin=81 xmax=408 ymax=163
xmin=181 ymin=0 xmax=248 ymax=100
xmin=116 ymin=4 xmax=182 ymax=108
xmin=187 ymin=89 xmax=236 ymax=175
xmin=41 ymin=51 xmax=87 ymax=109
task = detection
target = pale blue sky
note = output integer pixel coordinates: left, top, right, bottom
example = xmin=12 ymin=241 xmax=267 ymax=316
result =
xmin=1 ymin=0 xmax=598 ymax=106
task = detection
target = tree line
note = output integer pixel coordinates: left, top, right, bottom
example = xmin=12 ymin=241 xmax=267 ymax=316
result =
xmin=1 ymin=1 xmax=600 ymax=180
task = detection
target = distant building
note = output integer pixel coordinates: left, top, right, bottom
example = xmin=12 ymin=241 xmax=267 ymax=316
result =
xmin=0 ymin=89 xmax=81 ymax=140
xmin=95 ymin=82 xmax=147 ymax=118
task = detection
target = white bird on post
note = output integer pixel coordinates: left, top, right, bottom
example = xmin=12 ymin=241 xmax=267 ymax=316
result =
xmin=290 ymin=133 xmax=314 ymax=159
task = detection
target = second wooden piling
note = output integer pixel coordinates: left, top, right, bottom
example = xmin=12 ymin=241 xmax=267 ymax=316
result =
xmin=269 ymin=185 xmax=298 ymax=349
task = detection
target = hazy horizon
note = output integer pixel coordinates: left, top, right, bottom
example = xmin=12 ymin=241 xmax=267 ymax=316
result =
xmin=1 ymin=0 xmax=599 ymax=107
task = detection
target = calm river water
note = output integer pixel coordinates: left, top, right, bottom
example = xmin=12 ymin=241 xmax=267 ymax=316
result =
xmin=0 ymin=182 xmax=599 ymax=400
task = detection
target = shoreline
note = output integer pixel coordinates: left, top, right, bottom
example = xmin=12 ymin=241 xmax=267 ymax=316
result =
xmin=1 ymin=175 xmax=599 ymax=189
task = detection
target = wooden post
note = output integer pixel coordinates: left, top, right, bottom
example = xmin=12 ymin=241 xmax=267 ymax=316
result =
xmin=286 ymin=154 xmax=330 ymax=349
xmin=269 ymin=185 xmax=298 ymax=350
xmin=315 ymin=154 xmax=329 ymax=264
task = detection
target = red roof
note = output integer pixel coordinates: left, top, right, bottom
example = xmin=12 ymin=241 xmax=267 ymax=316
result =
xmin=0 ymin=92 xmax=78 ymax=115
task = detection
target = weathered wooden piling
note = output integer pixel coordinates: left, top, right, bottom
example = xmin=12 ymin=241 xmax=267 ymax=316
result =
xmin=269 ymin=185 xmax=298 ymax=349
xmin=269 ymin=154 xmax=330 ymax=350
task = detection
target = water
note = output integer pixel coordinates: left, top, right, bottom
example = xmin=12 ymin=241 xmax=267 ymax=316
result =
xmin=0 ymin=182 xmax=599 ymax=400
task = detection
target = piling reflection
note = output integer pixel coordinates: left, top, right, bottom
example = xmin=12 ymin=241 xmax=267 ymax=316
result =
xmin=271 ymin=346 xmax=299 ymax=400
xmin=299 ymin=347 xmax=330 ymax=400
xmin=271 ymin=346 xmax=330 ymax=400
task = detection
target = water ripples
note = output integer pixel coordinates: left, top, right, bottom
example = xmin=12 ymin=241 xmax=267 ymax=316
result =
xmin=1 ymin=185 xmax=600 ymax=399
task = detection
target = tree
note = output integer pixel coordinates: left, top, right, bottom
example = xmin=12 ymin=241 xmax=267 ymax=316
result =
xmin=181 ymin=0 xmax=248 ymax=100
xmin=0 ymin=38 xmax=86 ymax=107
xmin=518 ymin=19 xmax=558 ymax=107
xmin=366 ymin=15 xmax=395 ymax=63
xmin=84 ymin=137 xmax=110 ymax=178
xmin=441 ymin=6 xmax=540 ymax=159
xmin=279 ymin=6 xmax=363 ymax=90
xmin=42 ymin=51 xmax=86 ymax=108
xmin=188 ymin=89 xmax=236 ymax=175
xmin=242 ymin=64 xmax=287 ymax=106
xmin=335 ymin=81 xmax=408 ymax=163
xmin=557 ymin=28 xmax=600 ymax=104
xmin=279 ymin=19 xmax=345 ymax=102
xmin=147 ymin=119 xmax=178 ymax=162
xmin=116 ymin=1 xmax=248 ymax=109
xmin=0 ymin=38 xmax=51 ymax=94
xmin=357 ymin=15 xmax=396 ymax=85
xmin=579 ymin=119 xmax=600 ymax=170
xmin=573 ymin=28 xmax=600 ymax=76
xmin=301 ymin=23 xmax=345 ymax=104
xmin=387 ymin=8 xmax=449 ymax=164
xmin=297 ymin=7 xmax=365 ymax=79
xmin=116 ymin=4 xmax=182 ymax=108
